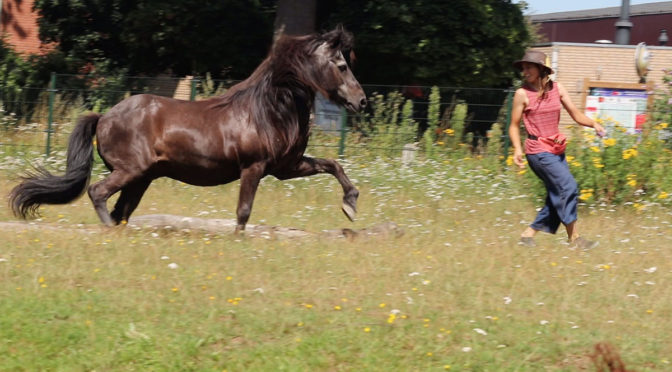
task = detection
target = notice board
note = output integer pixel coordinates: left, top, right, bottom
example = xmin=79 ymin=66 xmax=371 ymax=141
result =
xmin=582 ymin=80 xmax=652 ymax=134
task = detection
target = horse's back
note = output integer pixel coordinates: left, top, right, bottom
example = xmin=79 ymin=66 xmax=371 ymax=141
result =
xmin=94 ymin=94 xmax=254 ymax=185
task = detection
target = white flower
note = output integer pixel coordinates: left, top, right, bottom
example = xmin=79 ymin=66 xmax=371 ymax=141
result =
xmin=408 ymin=272 xmax=420 ymax=277
xmin=540 ymin=320 xmax=549 ymax=325
xmin=627 ymin=294 xmax=639 ymax=299
xmin=473 ymin=328 xmax=488 ymax=336
xmin=644 ymin=267 xmax=657 ymax=273
xmin=461 ymin=347 xmax=472 ymax=352
xmin=167 ymin=263 xmax=179 ymax=269
xmin=503 ymin=296 xmax=512 ymax=305
xmin=160 ymin=256 xmax=170 ymax=260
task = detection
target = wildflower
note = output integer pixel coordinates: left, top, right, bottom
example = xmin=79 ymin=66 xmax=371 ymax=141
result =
xmin=579 ymin=189 xmax=593 ymax=201
xmin=658 ymin=192 xmax=668 ymax=199
xmin=506 ymin=155 xmax=513 ymax=166
xmin=622 ymin=148 xmax=638 ymax=159
xmin=473 ymin=328 xmax=488 ymax=336
xmin=443 ymin=128 xmax=455 ymax=136
xmin=592 ymin=158 xmax=604 ymax=168
xmin=590 ymin=146 xmax=600 ymax=153
xmin=334 ymin=305 xmax=342 ymax=311
xmin=387 ymin=313 xmax=396 ymax=324
xmin=304 ymin=303 xmax=313 ymax=309
xmin=364 ymin=327 xmax=371 ymax=333
xmin=379 ymin=303 xmax=386 ymax=308
xmin=603 ymin=138 xmax=617 ymax=147
xmin=566 ymin=155 xmax=575 ymax=162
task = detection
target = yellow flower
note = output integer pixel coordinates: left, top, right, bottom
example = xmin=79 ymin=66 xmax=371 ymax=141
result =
xmin=566 ymin=155 xmax=575 ymax=162
xmin=627 ymin=179 xmax=637 ymax=187
xmin=443 ymin=128 xmax=455 ymax=136
xmin=622 ymin=148 xmax=638 ymax=159
xmin=590 ymin=146 xmax=600 ymax=153
xmin=387 ymin=314 xmax=396 ymax=324
xmin=571 ymin=161 xmax=582 ymax=167
xmin=334 ymin=305 xmax=342 ymax=311
xmin=364 ymin=327 xmax=371 ymax=333
xmin=603 ymin=138 xmax=617 ymax=147
xmin=579 ymin=192 xmax=593 ymax=201
xmin=506 ymin=155 xmax=513 ymax=166
xmin=658 ymin=191 xmax=668 ymax=199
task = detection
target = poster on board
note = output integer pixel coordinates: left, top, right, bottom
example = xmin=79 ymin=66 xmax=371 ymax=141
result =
xmin=583 ymin=81 xmax=650 ymax=134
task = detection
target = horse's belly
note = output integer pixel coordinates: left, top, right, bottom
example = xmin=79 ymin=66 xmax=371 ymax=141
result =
xmin=157 ymin=163 xmax=241 ymax=186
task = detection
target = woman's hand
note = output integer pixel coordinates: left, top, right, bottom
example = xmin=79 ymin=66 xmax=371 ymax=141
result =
xmin=513 ymin=148 xmax=526 ymax=169
xmin=594 ymin=122 xmax=606 ymax=137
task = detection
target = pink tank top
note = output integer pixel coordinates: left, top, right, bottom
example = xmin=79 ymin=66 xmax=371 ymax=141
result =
xmin=522 ymin=83 xmax=562 ymax=154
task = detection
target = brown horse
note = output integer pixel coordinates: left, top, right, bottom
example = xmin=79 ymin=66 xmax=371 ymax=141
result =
xmin=9 ymin=26 xmax=367 ymax=232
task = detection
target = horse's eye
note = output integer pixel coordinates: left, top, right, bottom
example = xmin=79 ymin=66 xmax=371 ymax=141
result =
xmin=337 ymin=64 xmax=347 ymax=72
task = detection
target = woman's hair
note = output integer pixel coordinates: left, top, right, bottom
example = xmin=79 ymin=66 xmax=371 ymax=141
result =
xmin=537 ymin=68 xmax=554 ymax=99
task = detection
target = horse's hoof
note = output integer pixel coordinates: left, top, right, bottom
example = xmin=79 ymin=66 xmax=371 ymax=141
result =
xmin=341 ymin=203 xmax=356 ymax=222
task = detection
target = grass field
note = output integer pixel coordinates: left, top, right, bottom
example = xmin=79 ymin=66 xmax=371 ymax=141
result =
xmin=1 ymin=154 xmax=671 ymax=371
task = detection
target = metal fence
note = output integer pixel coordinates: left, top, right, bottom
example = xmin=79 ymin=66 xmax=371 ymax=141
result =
xmin=1 ymin=72 xmax=665 ymax=159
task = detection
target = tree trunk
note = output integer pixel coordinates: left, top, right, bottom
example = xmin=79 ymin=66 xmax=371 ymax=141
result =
xmin=274 ymin=0 xmax=316 ymax=40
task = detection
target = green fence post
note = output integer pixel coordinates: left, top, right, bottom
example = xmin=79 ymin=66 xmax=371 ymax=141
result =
xmin=190 ymin=77 xmax=198 ymax=101
xmin=45 ymin=72 xmax=56 ymax=157
xmin=502 ymin=87 xmax=514 ymax=157
xmin=338 ymin=108 xmax=347 ymax=156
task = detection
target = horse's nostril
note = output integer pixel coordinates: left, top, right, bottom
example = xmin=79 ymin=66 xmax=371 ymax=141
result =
xmin=359 ymin=98 xmax=368 ymax=107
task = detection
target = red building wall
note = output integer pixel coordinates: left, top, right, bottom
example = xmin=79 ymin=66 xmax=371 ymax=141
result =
xmin=538 ymin=13 xmax=672 ymax=45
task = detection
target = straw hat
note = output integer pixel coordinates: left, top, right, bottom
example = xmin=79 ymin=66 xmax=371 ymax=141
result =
xmin=513 ymin=50 xmax=553 ymax=75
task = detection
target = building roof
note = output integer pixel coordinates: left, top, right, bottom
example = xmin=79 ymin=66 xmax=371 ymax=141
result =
xmin=530 ymin=1 xmax=672 ymax=22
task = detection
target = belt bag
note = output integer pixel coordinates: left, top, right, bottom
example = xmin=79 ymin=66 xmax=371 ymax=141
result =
xmin=529 ymin=133 xmax=567 ymax=155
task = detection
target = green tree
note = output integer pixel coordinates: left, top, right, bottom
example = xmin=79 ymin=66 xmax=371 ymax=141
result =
xmin=320 ymin=0 xmax=531 ymax=88
xmin=33 ymin=0 xmax=276 ymax=79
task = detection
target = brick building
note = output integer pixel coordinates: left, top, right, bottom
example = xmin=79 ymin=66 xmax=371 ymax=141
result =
xmin=0 ymin=0 xmax=44 ymax=55
xmin=528 ymin=2 xmax=672 ymax=131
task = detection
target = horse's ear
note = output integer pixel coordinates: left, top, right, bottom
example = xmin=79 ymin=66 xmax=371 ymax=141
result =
xmin=322 ymin=25 xmax=354 ymax=51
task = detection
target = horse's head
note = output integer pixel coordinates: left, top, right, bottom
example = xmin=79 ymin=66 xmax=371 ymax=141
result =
xmin=305 ymin=26 xmax=367 ymax=112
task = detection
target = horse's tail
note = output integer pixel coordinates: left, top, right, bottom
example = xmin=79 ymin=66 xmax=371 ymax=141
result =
xmin=9 ymin=113 xmax=101 ymax=219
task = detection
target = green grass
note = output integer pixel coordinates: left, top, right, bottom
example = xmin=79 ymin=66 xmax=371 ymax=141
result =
xmin=1 ymin=156 xmax=671 ymax=371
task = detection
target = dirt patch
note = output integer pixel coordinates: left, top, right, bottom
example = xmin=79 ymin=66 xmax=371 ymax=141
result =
xmin=0 ymin=214 xmax=404 ymax=240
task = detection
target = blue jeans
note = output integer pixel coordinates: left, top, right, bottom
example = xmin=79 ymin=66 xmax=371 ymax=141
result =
xmin=526 ymin=152 xmax=578 ymax=234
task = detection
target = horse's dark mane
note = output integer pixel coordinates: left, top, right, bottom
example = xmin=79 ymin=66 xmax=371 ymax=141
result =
xmin=209 ymin=27 xmax=354 ymax=159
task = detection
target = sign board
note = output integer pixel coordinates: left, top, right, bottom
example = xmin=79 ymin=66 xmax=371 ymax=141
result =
xmin=314 ymin=92 xmax=344 ymax=134
xmin=582 ymin=80 xmax=651 ymax=134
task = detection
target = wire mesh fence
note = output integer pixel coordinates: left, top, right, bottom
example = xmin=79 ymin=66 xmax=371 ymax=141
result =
xmin=1 ymin=73 xmax=669 ymax=161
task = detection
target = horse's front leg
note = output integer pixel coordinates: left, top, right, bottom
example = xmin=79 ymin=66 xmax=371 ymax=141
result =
xmin=236 ymin=163 xmax=266 ymax=233
xmin=273 ymin=156 xmax=359 ymax=221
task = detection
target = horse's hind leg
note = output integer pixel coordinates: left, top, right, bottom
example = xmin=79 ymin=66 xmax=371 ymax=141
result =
xmin=235 ymin=163 xmax=266 ymax=233
xmin=273 ymin=156 xmax=358 ymax=221
xmin=87 ymin=170 xmax=142 ymax=226
xmin=110 ymin=179 xmax=151 ymax=224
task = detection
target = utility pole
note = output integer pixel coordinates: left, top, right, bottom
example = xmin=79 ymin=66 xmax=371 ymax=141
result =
xmin=615 ymin=0 xmax=632 ymax=45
